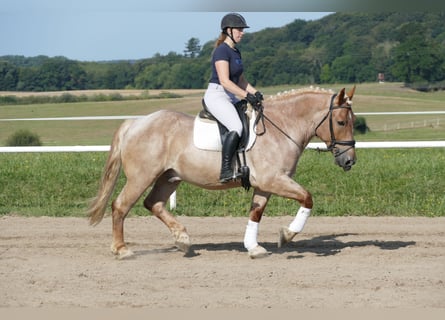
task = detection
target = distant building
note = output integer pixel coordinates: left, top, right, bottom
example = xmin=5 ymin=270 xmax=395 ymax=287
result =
xmin=378 ymin=73 xmax=385 ymax=83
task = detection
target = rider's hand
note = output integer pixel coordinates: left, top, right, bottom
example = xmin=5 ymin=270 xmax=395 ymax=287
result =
xmin=254 ymin=91 xmax=264 ymax=102
xmin=246 ymin=92 xmax=261 ymax=108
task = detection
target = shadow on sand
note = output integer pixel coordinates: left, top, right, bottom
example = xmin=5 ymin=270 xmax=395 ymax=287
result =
xmin=134 ymin=233 xmax=416 ymax=258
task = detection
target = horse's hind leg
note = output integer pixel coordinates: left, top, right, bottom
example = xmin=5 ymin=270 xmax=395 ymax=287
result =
xmin=111 ymin=180 xmax=149 ymax=259
xmin=144 ymin=170 xmax=191 ymax=253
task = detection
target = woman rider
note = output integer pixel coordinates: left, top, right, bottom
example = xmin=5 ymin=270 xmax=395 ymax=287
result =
xmin=203 ymin=12 xmax=263 ymax=183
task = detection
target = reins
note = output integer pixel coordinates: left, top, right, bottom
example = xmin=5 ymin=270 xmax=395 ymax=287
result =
xmin=253 ymin=104 xmax=302 ymax=147
xmin=252 ymin=93 xmax=355 ymax=157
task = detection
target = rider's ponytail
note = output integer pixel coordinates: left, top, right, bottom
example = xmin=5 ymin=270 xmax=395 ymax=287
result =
xmin=214 ymin=32 xmax=227 ymax=47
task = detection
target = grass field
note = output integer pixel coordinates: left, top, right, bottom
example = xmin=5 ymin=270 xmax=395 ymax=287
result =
xmin=1 ymin=82 xmax=445 ymax=145
xmin=0 ymin=82 xmax=444 ymax=217
xmin=1 ymin=149 xmax=444 ymax=217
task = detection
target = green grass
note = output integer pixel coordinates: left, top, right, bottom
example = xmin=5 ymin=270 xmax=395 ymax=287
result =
xmin=0 ymin=149 xmax=444 ymax=217
xmin=0 ymin=82 xmax=444 ymax=217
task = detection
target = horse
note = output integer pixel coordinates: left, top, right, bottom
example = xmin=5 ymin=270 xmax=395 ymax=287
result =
xmin=88 ymin=86 xmax=357 ymax=259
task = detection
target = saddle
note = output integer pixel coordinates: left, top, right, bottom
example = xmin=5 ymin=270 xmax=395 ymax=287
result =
xmin=199 ymin=99 xmax=250 ymax=149
xmin=194 ymin=99 xmax=255 ymax=190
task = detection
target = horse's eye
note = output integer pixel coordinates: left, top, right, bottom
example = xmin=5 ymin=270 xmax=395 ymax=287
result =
xmin=337 ymin=121 xmax=346 ymax=126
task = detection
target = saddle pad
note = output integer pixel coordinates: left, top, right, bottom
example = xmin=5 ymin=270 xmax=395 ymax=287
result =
xmin=193 ymin=110 xmax=257 ymax=152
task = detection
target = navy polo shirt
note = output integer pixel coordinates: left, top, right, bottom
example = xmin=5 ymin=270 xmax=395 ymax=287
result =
xmin=209 ymin=42 xmax=244 ymax=85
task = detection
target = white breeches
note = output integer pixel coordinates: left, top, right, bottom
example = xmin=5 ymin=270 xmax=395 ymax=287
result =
xmin=203 ymin=83 xmax=243 ymax=137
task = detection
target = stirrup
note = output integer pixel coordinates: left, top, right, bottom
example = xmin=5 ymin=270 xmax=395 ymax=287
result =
xmin=220 ymin=170 xmax=244 ymax=184
xmin=219 ymin=173 xmax=234 ymax=183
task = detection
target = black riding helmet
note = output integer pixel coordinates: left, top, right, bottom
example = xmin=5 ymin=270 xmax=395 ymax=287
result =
xmin=220 ymin=13 xmax=250 ymax=31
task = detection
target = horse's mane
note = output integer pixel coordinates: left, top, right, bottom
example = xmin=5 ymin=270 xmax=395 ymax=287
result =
xmin=266 ymin=86 xmax=334 ymax=102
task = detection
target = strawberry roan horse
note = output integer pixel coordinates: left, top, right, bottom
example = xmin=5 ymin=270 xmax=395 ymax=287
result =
xmin=88 ymin=86 xmax=357 ymax=259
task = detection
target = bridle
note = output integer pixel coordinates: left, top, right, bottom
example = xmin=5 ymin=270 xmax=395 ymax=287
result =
xmin=314 ymin=94 xmax=356 ymax=157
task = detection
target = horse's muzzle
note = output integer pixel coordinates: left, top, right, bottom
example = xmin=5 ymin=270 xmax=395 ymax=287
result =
xmin=334 ymin=148 xmax=356 ymax=171
xmin=341 ymin=157 xmax=356 ymax=171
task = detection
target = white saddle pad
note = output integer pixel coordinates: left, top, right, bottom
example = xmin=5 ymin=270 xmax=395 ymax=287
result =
xmin=193 ymin=109 xmax=257 ymax=152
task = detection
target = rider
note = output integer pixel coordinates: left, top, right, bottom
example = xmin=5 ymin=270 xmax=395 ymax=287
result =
xmin=203 ymin=12 xmax=264 ymax=183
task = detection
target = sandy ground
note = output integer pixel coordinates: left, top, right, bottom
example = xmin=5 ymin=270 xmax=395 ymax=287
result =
xmin=0 ymin=215 xmax=444 ymax=309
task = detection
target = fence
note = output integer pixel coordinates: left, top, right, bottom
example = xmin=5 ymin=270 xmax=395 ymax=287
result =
xmin=2 ymin=111 xmax=445 ymax=122
xmin=1 ymin=141 xmax=445 ymax=153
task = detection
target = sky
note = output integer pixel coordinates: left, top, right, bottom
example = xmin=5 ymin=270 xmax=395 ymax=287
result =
xmin=0 ymin=0 xmax=333 ymax=61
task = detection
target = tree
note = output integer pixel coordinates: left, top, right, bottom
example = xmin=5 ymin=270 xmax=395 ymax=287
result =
xmin=17 ymin=67 xmax=43 ymax=91
xmin=370 ymin=41 xmax=397 ymax=81
xmin=134 ymin=62 xmax=172 ymax=89
xmin=184 ymin=37 xmax=201 ymax=58
xmin=391 ymin=22 xmax=445 ymax=84
xmin=320 ymin=64 xmax=332 ymax=83
xmin=38 ymin=57 xmax=87 ymax=91
xmin=0 ymin=61 xmax=19 ymax=90
xmin=167 ymin=61 xmax=207 ymax=88
xmin=300 ymin=46 xmax=328 ymax=83
xmin=104 ymin=62 xmax=136 ymax=89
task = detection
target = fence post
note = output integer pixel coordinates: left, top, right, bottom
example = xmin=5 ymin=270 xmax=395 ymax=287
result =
xmin=169 ymin=191 xmax=177 ymax=210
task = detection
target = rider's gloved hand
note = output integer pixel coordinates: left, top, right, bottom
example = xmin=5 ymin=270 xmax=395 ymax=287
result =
xmin=246 ymin=92 xmax=262 ymax=108
xmin=254 ymin=91 xmax=264 ymax=102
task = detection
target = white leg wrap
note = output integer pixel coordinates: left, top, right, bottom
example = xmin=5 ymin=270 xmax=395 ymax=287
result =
xmin=289 ymin=207 xmax=311 ymax=233
xmin=243 ymin=220 xmax=259 ymax=251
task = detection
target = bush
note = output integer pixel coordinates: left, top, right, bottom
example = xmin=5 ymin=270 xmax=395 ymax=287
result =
xmin=406 ymin=81 xmax=445 ymax=92
xmin=354 ymin=116 xmax=370 ymax=134
xmin=56 ymin=93 xmax=78 ymax=103
xmin=6 ymin=129 xmax=42 ymax=146
xmin=0 ymin=95 xmax=18 ymax=104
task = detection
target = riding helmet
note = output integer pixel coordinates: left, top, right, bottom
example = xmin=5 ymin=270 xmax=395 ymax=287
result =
xmin=220 ymin=13 xmax=250 ymax=30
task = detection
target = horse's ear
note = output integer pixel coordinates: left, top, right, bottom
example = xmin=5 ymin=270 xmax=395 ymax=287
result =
xmin=347 ymin=85 xmax=356 ymax=100
xmin=336 ymin=88 xmax=346 ymax=105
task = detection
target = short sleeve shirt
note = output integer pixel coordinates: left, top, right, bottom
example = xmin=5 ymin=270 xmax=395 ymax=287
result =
xmin=209 ymin=42 xmax=244 ymax=85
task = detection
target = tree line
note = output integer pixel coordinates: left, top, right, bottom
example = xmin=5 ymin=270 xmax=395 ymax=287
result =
xmin=1 ymin=12 xmax=445 ymax=92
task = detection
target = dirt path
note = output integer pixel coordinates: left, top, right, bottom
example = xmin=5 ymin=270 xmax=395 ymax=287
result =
xmin=0 ymin=216 xmax=444 ymax=309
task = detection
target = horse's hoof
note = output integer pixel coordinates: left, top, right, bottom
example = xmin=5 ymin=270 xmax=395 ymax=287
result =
xmin=278 ymin=227 xmax=297 ymax=248
xmin=117 ymin=248 xmax=134 ymax=260
xmin=248 ymin=245 xmax=270 ymax=259
xmin=174 ymin=231 xmax=191 ymax=253
xmin=111 ymin=244 xmax=134 ymax=259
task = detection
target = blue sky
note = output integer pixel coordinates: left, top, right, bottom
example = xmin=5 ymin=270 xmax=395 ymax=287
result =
xmin=1 ymin=0 xmax=332 ymax=61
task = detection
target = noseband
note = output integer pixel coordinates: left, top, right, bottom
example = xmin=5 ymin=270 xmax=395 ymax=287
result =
xmin=314 ymin=94 xmax=356 ymax=157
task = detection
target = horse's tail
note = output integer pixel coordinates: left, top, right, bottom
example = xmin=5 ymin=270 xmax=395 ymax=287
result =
xmin=87 ymin=120 xmax=133 ymax=226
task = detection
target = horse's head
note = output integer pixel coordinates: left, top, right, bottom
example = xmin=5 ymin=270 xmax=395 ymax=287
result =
xmin=315 ymin=86 xmax=357 ymax=171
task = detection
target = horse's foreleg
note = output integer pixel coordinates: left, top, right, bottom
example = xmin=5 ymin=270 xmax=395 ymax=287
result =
xmin=244 ymin=190 xmax=271 ymax=259
xmin=278 ymin=201 xmax=313 ymax=248
xmin=278 ymin=207 xmax=312 ymax=248
xmin=144 ymin=172 xmax=191 ymax=253
xmin=271 ymin=177 xmax=314 ymax=248
xmin=257 ymin=175 xmax=313 ymax=248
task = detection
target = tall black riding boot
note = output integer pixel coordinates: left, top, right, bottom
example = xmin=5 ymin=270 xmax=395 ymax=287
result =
xmin=219 ymin=131 xmax=240 ymax=183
